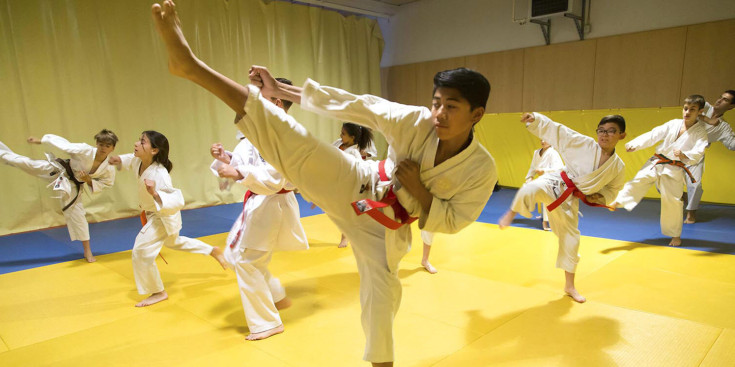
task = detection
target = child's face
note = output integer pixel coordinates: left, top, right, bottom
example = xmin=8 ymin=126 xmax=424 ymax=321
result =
xmin=133 ymin=134 xmax=157 ymax=159
xmin=682 ymin=103 xmax=701 ymax=124
xmin=431 ymin=87 xmax=483 ymax=142
xmin=596 ymin=122 xmax=625 ymax=151
xmin=340 ymin=128 xmax=355 ymax=145
xmin=95 ymin=141 xmax=115 ymax=158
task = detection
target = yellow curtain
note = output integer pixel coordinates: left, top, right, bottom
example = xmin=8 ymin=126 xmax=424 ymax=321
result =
xmin=0 ymin=0 xmax=384 ymax=235
xmin=476 ymin=108 xmax=735 ymax=205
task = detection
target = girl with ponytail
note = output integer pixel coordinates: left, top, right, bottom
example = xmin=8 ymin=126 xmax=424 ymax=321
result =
xmin=109 ymin=130 xmax=227 ymax=307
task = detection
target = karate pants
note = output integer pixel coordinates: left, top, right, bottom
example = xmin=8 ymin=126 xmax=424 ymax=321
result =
xmin=615 ymin=161 xmax=684 ymax=237
xmin=511 ymin=176 xmax=581 ymax=273
xmin=421 ymin=230 xmax=434 ymax=245
xmin=132 ymin=215 xmax=214 ymax=294
xmin=224 ymin=246 xmax=285 ymax=333
xmin=685 ymin=157 xmax=704 ymax=211
xmin=236 ymin=86 xmax=403 ymax=363
xmin=0 ymin=149 xmax=89 ymax=241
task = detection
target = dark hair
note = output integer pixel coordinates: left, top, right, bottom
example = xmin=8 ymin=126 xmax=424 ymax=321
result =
xmin=684 ymin=94 xmax=706 ymax=109
xmin=275 ymin=77 xmax=293 ymax=111
xmin=94 ymin=129 xmax=118 ymax=147
xmin=342 ymin=122 xmax=374 ymax=152
xmin=598 ymin=115 xmax=626 ymax=132
xmin=432 ymin=68 xmax=491 ymax=111
xmin=724 ymin=90 xmax=735 ymax=104
xmin=142 ymin=130 xmax=173 ymax=172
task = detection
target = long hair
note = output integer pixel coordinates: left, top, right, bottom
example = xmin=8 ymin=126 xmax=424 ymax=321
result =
xmin=142 ymin=130 xmax=173 ymax=172
xmin=342 ymin=122 xmax=374 ymax=152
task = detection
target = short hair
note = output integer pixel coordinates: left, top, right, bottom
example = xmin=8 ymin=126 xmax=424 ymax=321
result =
xmin=724 ymin=90 xmax=735 ymax=104
xmin=598 ymin=115 xmax=626 ymax=133
xmin=94 ymin=129 xmax=118 ymax=146
xmin=275 ymin=77 xmax=293 ymax=111
xmin=432 ymin=68 xmax=491 ymax=111
xmin=684 ymin=94 xmax=706 ymax=109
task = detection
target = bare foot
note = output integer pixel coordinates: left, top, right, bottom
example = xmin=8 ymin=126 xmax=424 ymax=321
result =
xmin=542 ymin=221 xmax=551 ymax=231
xmin=274 ymin=297 xmax=292 ymax=310
xmin=338 ymin=234 xmax=349 ymax=248
xmin=564 ymin=287 xmax=586 ymax=303
xmin=684 ymin=211 xmax=696 ymax=224
xmin=498 ymin=210 xmax=516 ymax=229
xmin=151 ymin=1 xmax=197 ymax=77
xmin=135 ymin=291 xmax=168 ymax=307
xmin=210 ymin=246 xmax=227 ymax=270
xmin=84 ymin=254 xmax=97 ymax=263
xmin=669 ymin=237 xmax=682 ymax=247
xmin=82 ymin=241 xmax=96 ymax=262
xmin=421 ymin=260 xmax=437 ymax=274
xmin=246 ymin=324 xmax=284 ymax=341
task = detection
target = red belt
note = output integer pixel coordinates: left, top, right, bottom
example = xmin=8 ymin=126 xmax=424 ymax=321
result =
xmin=229 ymin=188 xmax=292 ymax=248
xmin=351 ymin=160 xmax=417 ymax=230
xmin=546 ymin=171 xmax=615 ymax=212
xmin=652 ymin=153 xmax=696 ymax=183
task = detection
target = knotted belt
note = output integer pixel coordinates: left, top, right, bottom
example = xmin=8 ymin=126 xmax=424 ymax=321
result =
xmin=546 ymin=171 xmax=616 ymax=212
xmin=228 ymin=188 xmax=292 ymax=248
xmin=55 ymin=158 xmax=85 ymax=211
xmin=351 ymin=160 xmax=417 ymax=230
xmin=652 ymin=153 xmax=696 ymax=183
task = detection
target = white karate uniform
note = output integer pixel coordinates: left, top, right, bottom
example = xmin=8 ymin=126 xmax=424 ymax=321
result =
xmin=510 ymin=113 xmax=626 ymax=273
xmin=211 ymin=138 xmax=308 ymax=334
xmin=420 ymin=230 xmax=434 ymax=245
xmin=0 ymin=134 xmax=115 ymax=241
xmin=685 ymin=103 xmax=735 ymax=210
xmin=118 ymin=154 xmax=214 ymax=295
xmin=615 ymin=118 xmax=708 ymax=237
xmin=235 ymin=81 xmax=497 ymax=363
xmin=525 ymin=146 xmax=565 ymax=222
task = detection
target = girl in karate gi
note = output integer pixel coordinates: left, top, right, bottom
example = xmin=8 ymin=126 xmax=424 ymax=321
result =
xmin=332 ymin=122 xmax=375 ymax=248
xmin=525 ymin=139 xmax=565 ymax=230
xmin=0 ymin=130 xmax=118 ymax=262
xmin=109 ymin=130 xmax=227 ymax=307
xmin=151 ymin=4 xmax=496 ymax=364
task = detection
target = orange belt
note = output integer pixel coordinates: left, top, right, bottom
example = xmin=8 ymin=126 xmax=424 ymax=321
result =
xmin=351 ymin=160 xmax=417 ymax=230
xmin=546 ymin=171 xmax=616 ymax=212
xmin=229 ymin=188 xmax=292 ymax=248
xmin=140 ymin=211 xmax=168 ymax=265
xmin=652 ymin=153 xmax=696 ymax=183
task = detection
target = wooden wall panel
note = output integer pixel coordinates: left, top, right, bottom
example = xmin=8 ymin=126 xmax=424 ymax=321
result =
xmin=382 ymin=63 xmax=418 ymax=106
xmin=415 ymin=57 xmax=467 ymax=109
xmin=593 ymin=27 xmax=687 ymax=109
xmin=465 ymin=49 xmax=524 ymax=113
xmin=522 ymin=39 xmax=596 ymax=112
xmin=680 ymin=19 xmax=735 ymax=103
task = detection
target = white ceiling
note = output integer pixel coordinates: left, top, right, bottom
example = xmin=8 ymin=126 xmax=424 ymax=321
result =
xmin=272 ymin=0 xmax=425 ymax=18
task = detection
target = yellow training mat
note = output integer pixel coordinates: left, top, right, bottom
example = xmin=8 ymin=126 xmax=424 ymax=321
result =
xmin=0 ymin=214 xmax=733 ymax=366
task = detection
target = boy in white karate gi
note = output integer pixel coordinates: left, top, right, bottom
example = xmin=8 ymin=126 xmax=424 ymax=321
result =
xmin=151 ymin=2 xmax=497 ymax=365
xmin=684 ymin=90 xmax=735 ymax=223
xmin=0 ymin=130 xmax=118 ymax=262
xmin=499 ymin=113 xmax=627 ymax=303
xmin=525 ymin=139 xmax=565 ymax=230
xmin=613 ymin=95 xmax=709 ymax=247
xmin=210 ymin=78 xmax=309 ymax=341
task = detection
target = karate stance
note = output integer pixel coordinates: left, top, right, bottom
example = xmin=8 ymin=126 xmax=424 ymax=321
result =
xmin=499 ymin=113 xmax=627 ymax=303
xmin=210 ymin=79 xmax=309 ymax=341
xmin=151 ymin=2 xmax=497 ymax=364
xmin=0 ymin=130 xmax=118 ymax=262
xmin=525 ymin=139 xmax=565 ymax=230
xmin=612 ymin=95 xmax=709 ymax=247
xmin=110 ymin=130 xmax=226 ymax=307
xmin=684 ymin=90 xmax=735 ymax=223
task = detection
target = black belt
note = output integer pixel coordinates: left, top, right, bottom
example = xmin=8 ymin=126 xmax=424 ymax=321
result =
xmin=55 ymin=158 xmax=85 ymax=211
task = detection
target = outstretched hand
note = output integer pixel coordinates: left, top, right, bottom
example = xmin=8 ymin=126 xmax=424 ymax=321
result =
xmin=521 ymin=113 xmax=535 ymax=124
xmin=249 ymin=65 xmax=278 ymax=99
xmin=108 ymin=155 xmax=122 ymax=169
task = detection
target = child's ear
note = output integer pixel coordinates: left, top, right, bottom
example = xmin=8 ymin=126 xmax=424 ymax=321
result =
xmin=471 ymin=106 xmax=485 ymax=125
xmin=151 ymin=148 xmax=159 ymax=156
xmin=619 ymin=132 xmax=627 ymax=140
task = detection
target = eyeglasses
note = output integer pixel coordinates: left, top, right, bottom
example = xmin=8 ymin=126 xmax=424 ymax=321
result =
xmin=596 ymin=128 xmax=618 ymax=136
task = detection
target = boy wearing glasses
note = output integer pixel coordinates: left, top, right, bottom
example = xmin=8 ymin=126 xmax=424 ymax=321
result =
xmin=612 ymin=95 xmax=709 ymax=247
xmin=499 ymin=113 xmax=627 ymax=303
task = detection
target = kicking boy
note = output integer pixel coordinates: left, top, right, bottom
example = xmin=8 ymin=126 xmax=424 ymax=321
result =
xmin=613 ymin=95 xmax=709 ymax=247
xmin=210 ymin=78 xmax=309 ymax=341
xmin=0 ymin=130 xmax=118 ymax=262
xmin=499 ymin=113 xmax=627 ymax=303
xmin=684 ymin=90 xmax=735 ymax=223
xmin=151 ymin=1 xmax=496 ymax=365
